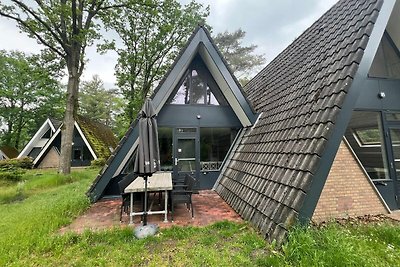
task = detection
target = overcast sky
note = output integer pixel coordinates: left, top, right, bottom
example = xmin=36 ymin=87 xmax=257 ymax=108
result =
xmin=0 ymin=0 xmax=338 ymax=88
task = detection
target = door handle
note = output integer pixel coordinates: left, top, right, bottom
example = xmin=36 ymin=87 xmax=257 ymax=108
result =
xmin=174 ymin=158 xmax=178 ymax=166
xmin=375 ymin=181 xmax=387 ymax=186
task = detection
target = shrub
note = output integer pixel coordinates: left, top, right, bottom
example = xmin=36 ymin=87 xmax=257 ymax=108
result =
xmin=0 ymin=157 xmax=33 ymax=170
xmin=0 ymin=169 xmax=25 ymax=182
xmin=90 ymin=158 xmax=106 ymax=168
xmin=0 ymin=157 xmax=32 ymax=182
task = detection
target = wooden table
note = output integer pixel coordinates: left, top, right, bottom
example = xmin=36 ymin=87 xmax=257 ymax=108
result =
xmin=124 ymin=172 xmax=172 ymax=224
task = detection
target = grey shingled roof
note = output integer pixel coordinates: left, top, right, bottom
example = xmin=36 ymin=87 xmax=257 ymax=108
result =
xmin=215 ymin=0 xmax=383 ymax=243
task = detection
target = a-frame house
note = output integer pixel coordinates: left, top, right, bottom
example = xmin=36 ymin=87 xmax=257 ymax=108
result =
xmin=88 ymin=0 xmax=400 ymax=244
xmin=87 ymin=26 xmax=257 ymax=201
xmin=19 ymin=116 xmax=118 ymax=168
xmin=18 ymin=118 xmax=61 ymax=160
xmin=215 ymin=0 xmax=399 ymax=243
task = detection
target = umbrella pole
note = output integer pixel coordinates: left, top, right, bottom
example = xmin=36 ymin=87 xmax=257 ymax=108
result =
xmin=143 ymin=175 xmax=148 ymax=226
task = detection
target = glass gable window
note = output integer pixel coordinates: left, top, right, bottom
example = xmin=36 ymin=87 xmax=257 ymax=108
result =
xmin=169 ymin=57 xmax=227 ymax=106
xmin=369 ymin=32 xmax=400 ymax=79
xmin=345 ymin=111 xmax=389 ymax=180
xmin=200 ymin=128 xmax=237 ymax=171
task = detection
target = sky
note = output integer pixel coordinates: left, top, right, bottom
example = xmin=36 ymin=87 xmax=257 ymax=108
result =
xmin=0 ymin=0 xmax=338 ymax=88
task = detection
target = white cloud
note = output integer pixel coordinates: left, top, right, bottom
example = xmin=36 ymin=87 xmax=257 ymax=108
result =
xmin=0 ymin=0 xmax=339 ymax=86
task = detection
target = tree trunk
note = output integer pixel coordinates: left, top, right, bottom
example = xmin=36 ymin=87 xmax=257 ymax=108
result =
xmin=59 ymin=63 xmax=79 ymax=174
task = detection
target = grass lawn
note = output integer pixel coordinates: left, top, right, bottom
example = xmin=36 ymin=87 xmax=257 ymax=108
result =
xmin=0 ymin=168 xmax=400 ymax=266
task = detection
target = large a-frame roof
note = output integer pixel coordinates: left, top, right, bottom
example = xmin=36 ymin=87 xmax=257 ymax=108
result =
xmin=87 ymin=25 xmax=256 ymax=202
xmin=215 ymin=0 xmax=395 ymax=244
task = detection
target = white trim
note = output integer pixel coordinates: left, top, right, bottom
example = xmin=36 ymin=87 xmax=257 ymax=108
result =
xmin=0 ymin=150 xmax=9 ymax=160
xmin=33 ymin=127 xmax=61 ymax=165
xmin=75 ymin=122 xmax=98 ymax=160
xmin=18 ymin=118 xmax=55 ymax=158
xmin=343 ymin=137 xmax=391 ymax=213
xmin=198 ymin=45 xmax=252 ymax=127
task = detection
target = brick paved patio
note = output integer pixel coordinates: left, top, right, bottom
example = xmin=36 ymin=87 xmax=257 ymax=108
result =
xmin=60 ymin=190 xmax=243 ymax=234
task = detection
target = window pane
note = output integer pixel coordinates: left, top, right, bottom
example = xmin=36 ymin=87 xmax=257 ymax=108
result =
xmin=159 ymin=127 xmax=173 ymax=171
xmin=206 ymin=84 xmax=220 ymax=105
xmin=73 ymin=148 xmax=82 ymax=160
xmin=354 ymin=128 xmax=381 ymax=145
xmin=191 ymin=70 xmax=205 ymax=104
xmin=345 ymin=111 xmax=389 ymax=180
xmin=170 ymin=75 xmax=190 ymax=104
xmin=177 ymin=159 xmax=196 ymax=172
xmin=386 ymin=112 xmax=400 ymax=122
xmin=390 ymin=129 xmax=400 ymax=181
xmin=200 ymin=128 xmax=237 ymax=171
xmin=177 ymin=139 xmax=195 ymax=158
xmin=369 ymin=33 xmax=400 ymax=79
xmin=177 ymin=128 xmax=196 ymax=133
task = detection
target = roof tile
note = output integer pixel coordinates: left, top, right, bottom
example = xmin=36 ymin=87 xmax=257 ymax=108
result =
xmin=215 ymin=0 xmax=383 ymax=244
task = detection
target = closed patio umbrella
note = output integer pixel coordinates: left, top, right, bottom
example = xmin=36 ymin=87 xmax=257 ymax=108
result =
xmin=134 ymin=98 xmax=160 ymax=226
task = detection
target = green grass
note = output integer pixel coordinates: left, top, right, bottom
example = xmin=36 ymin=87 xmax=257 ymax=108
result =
xmin=1 ymin=168 xmax=400 ymax=266
xmin=262 ymin=223 xmax=400 ymax=267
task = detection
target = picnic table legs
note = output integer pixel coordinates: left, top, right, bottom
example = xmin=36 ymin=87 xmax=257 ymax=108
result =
xmin=129 ymin=192 xmax=133 ymax=225
xmin=164 ymin=189 xmax=168 ymax=222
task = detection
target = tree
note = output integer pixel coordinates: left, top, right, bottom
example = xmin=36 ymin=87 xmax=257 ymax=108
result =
xmin=214 ymin=29 xmax=266 ymax=84
xmin=0 ymin=50 xmax=64 ymax=149
xmin=0 ymin=0 xmax=138 ymax=174
xmin=100 ymin=0 xmax=209 ymax=123
xmin=79 ymin=75 xmax=122 ymax=129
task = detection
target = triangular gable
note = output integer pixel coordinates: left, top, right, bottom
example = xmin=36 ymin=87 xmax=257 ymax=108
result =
xmin=215 ymin=0 xmax=396 ymax=244
xmin=18 ymin=118 xmax=59 ymax=159
xmin=87 ymin=25 xmax=257 ymax=202
xmin=32 ymin=118 xmax=115 ymax=167
xmin=369 ymin=1 xmax=400 ymax=79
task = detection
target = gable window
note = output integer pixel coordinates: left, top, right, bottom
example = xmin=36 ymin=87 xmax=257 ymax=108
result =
xmin=345 ymin=111 xmax=389 ymax=180
xmin=369 ymin=31 xmax=400 ymax=79
xmin=169 ymin=57 xmax=227 ymax=106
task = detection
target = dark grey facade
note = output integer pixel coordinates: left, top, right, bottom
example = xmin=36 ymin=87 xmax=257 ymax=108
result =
xmin=88 ymin=0 xmax=400 ymax=245
xmin=87 ymin=26 xmax=256 ymax=201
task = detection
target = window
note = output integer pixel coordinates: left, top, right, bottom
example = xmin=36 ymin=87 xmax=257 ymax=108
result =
xmin=169 ymin=57 xmax=227 ymax=106
xmin=41 ymin=128 xmax=52 ymax=139
xmin=353 ymin=128 xmax=382 ymax=146
xmin=200 ymin=128 xmax=238 ymax=171
xmin=73 ymin=148 xmax=82 ymax=160
xmin=159 ymin=127 xmax=173 ymax=171
xmin=386 ymin=112 xmax=400 ymax=122
xmin=369 ymin=32 xmax=400 ymax=79
xmin=345 ymin=111 xmax=389 ymax=180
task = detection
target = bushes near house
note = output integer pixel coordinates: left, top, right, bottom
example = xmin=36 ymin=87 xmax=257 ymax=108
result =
xmin=0 ymin=157 xmax=33 ymax=169
xmin=0 ymin=157 xmax=33 ymax=183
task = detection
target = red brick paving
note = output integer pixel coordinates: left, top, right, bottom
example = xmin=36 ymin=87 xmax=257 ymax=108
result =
xmin=60 ymin=190 xmax=242 ymax=234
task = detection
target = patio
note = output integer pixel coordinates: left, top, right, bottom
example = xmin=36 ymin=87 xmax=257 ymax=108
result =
xmin=60 ymin=190 xmax=243 ymax=234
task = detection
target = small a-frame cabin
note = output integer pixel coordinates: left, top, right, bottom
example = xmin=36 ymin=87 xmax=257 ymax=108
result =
xmin=87 ymin=26 xmax=256 ymax=201
xmin=19 ymin=116 xmax=118 ymax=168
xmin=18 ymin=118 xmax=61 ymax=160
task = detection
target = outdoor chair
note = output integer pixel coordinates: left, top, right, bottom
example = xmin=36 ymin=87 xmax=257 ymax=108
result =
xmin=117 ymin=172 xmax=138 ymax=222
xmin=170 ymin=174 xmax=196 ymax=221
